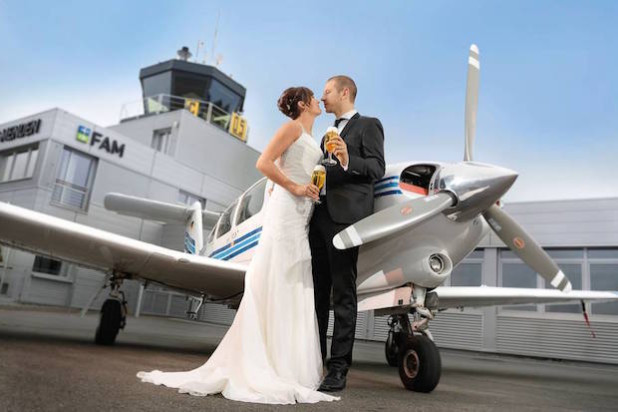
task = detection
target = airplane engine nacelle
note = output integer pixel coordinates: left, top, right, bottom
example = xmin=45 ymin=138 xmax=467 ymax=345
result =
xmin=431 ymin=162 xmax=518 ymax=221
xmin=411 ymin=251 xmax=453 ymax=288
xmin=358 ymin=249 xmax=454 ymax=294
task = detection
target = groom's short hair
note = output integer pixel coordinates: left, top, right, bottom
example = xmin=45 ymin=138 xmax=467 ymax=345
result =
xmin=329 ymin=75 xmax=357 ymax=103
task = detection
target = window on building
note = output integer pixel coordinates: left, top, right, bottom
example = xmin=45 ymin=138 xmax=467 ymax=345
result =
xmin=0 ymin=245 xmax=5 ymax=267
xmin=236 ymin=179 xmax=267 ymax=226
xmin=32 ymin=255 xmax=67 ymax=277
xmin=216 ymin=201 xmax=237 ymax=239
xmin=451 ymin=262 xmax=483 ymax=286
xmin=0 ymin=145 xmax=39 ymax=183
xmin=544 ymin=263 xmax=583 ymax=313
xmin=177 ymin=190 xmax=206 ymax=209
xmin=151 ymin=128 xmax=173 ymax=155
xmin=546 ymin=249 xmax=584 ymax=259
xmin=51 ymin=147 xmax=97 ymax=211
xmin=500 ymin=261 xmax=538 ymax=311
xmin=590 ymin=263 xmax=618 ymax=315
xmin=208 ymin=79 xmax=242 ymax=113
xmin=588 ymin=248 xmax=618 ymax=259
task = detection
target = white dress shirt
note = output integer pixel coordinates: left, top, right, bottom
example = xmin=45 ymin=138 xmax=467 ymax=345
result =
xmin=335 ymin=109 xmax=357 ymax=171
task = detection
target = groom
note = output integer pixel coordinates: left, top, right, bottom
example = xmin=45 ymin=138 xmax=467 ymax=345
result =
xmin=309 ymin=75 xmax=385 ymax=391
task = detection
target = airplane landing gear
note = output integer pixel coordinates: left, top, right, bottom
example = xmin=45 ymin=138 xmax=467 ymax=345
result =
xmin=398 ymin=333 xmax=441 ymax=393
xmin=94 ymin=274 xmax=127 ymax=346
xmin=385 ymin=316 xmax=403 ymax=367
xmin=385 ymin=313 xmax=441 ymax=393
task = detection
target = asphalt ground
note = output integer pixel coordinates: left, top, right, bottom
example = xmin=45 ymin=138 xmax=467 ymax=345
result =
xmin=1 ymin=305 xmax=618 ymax=412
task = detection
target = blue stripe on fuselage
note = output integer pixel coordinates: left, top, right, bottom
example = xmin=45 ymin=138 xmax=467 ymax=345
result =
xmin=375 ymin=190 xmax=403 ymax=198
xmin=210 ymin=227 xmax=263 ymax=257
xmin=214 ymin=232 xmax=261 ymax=260
xmin=376 ymin=175 xmax=398 ymax=184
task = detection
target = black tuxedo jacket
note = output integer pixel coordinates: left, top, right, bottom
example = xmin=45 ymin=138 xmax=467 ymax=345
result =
xmin=320 ymin=112 xmax=385 ymax=224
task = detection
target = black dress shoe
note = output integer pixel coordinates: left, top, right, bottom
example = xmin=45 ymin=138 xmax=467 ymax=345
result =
xmin=318 ymin=369 xmax=347 ymax=392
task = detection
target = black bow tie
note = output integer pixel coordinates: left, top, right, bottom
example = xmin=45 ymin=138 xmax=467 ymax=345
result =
xmin=334 ymin=118 xmax=345 ymax=128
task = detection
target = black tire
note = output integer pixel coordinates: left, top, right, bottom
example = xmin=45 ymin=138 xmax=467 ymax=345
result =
xmin=385 ymin=330 xmax=400 ymax=367
xmin=95 ymin=299 xmax=122 ymax=346
xmin=398 ymin=334 xmax=441 ymax=393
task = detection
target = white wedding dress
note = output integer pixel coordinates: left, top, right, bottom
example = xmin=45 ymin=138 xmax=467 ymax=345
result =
xmin=137 ymin=126 xmax=339 ymax=404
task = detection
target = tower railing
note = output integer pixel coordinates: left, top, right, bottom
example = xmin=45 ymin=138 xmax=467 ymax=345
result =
xmin=119 ymin=94 xmax=239 ymax=135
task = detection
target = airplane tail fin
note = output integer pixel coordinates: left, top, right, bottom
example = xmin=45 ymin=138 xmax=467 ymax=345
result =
xmin=184 ymin=201 xmax=203 ymax=255
xmin=104 ymin=193 xmax=220 ymax=255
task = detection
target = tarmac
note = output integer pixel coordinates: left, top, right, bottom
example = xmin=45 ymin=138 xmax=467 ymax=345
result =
xmin=1 ymin=304 xmax=618 ymax=412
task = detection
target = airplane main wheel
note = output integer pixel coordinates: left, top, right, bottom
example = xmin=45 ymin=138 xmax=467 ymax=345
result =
xmin=385 ymin=330 xmax=400 ymax=367
xmin=95 ymin=299 xmax=122 ymax=346
xmin=398 ymin=334 xmax=441 ymax=393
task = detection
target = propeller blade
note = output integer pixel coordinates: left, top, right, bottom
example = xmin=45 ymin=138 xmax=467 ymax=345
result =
xmin=483 ymin=204 xmax=572 ymax=292
xmin=333 ymin=193 xmax=455 ymax=250
xmin=464 ymin=44 xmax=480 ymax=162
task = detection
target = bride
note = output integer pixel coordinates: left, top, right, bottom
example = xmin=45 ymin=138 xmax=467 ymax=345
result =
xmin=137 ymin=87 xmax=339 ymax=404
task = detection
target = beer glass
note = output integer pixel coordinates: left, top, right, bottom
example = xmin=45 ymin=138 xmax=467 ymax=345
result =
xmin=322 ymin=127 xmax=339 ymax=166
xmin=310 ymin=165 xmax=326 ymax=204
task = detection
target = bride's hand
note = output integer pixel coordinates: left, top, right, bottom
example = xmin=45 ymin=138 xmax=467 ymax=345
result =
xmin=292 ymin=183 xmax=320 ymax=201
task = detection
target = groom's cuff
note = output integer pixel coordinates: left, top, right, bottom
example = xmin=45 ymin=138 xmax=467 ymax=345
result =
xmin=340 ymin=161 xmax=349 ymax=171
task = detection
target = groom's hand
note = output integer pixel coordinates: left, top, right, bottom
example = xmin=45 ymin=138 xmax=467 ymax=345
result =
xmin=332 ymin=136 xmax=349 ymax=168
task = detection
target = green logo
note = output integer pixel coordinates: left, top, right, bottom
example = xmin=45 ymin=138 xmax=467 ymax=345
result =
xmin=77 ymin=125 xmax=91 ymax=143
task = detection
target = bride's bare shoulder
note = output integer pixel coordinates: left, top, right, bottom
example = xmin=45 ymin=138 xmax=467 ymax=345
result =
xmin=279 ymin=121 xmax=302 ymax=137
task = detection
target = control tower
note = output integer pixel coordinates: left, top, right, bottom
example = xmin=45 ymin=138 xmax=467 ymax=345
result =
xmin=126 ymin=47 xmax=248 ymax=141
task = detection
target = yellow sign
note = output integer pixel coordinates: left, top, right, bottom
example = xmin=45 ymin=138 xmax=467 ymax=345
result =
xmin=185 ymin=99 xmax=200 ymax=116
xmin=229 ymin=112 xmax=248 ymax=142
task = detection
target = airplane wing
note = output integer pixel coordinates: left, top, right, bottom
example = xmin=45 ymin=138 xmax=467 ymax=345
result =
xmin=0 ymin=202 xmax=246 ymax=299
xmin=433 ymin=286 xmax=618 ymax=309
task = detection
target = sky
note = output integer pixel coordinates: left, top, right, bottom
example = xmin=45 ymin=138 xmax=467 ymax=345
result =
xmin=1 ymin=0 xmax=617 ymax=203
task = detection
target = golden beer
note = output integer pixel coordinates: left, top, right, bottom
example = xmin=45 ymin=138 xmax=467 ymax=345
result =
xmin=324 ymin=127 xmax=339 ymax=154
xmin=311 ymin=165 xmax=326 ymax=191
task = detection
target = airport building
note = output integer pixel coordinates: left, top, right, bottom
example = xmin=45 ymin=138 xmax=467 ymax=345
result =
xmin=0 ymin=49 xmax=262 ymax=318
xmin=1 ymin=50 xmax=617 ymax=365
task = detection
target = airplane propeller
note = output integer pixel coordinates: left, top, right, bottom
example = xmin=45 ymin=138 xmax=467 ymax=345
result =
xmin=483 ymin=205 xmax=572 ymax=292
xmin=464 ymin=44 xmax=480 ymax=162
xmin=332 ymin=193 xmax=454 ymax=250
xmin=333 ymin=43 xmax=573 ymax=293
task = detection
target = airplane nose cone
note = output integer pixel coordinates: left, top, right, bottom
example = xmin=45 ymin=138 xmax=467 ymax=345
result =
xmin=434 ymin=162 xmax=520 ymax=221
xmin=493 ymin=166 xmax=518 ymax=196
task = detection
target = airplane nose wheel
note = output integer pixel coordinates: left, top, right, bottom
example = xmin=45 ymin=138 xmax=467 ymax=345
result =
xmin=401 ymin=347 xmax=420 ymax=379
xmin=386 ymin=313 xmax=441 ymax=392
xmin=398 ymin=334 xmax=441 ymax=393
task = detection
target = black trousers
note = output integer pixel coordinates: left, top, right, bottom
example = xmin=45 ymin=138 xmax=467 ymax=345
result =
xmin=309 ymin=202 xmax=359 ymax=372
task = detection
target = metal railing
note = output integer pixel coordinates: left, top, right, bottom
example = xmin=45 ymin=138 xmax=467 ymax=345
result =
xmin=119 ymin=94 xmax=237 ymax=134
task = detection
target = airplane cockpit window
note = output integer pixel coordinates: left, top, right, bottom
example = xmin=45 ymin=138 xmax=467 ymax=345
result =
xmin=216 ymin=201 xmax=237 ymax=238
xmin=399 ymin=164 xmax=437 ymax=194
xmin=236 ymin=179 xmax=267 ymax=225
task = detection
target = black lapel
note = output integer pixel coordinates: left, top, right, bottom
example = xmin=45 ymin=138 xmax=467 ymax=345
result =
xmin=340 ymin=112 xmax=360 ymax=140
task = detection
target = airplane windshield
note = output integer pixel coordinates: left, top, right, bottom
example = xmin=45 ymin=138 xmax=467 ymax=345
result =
xmin=216 ymin=200 xmax=237 ymax=239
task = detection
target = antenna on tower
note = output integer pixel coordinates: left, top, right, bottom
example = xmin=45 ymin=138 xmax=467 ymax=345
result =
xmin=211 ymin=10 xmax=221 ymax=66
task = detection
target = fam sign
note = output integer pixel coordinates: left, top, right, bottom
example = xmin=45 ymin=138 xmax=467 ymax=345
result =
xmin=76 ymin=126 xmax=125 ymax=158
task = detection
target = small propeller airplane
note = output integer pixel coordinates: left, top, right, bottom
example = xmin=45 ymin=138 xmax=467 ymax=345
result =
xmin=0 ymin=44 xmax=617 ymax=393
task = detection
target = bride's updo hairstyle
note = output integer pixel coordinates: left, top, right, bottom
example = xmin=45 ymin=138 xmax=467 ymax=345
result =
xmin=277 ymin=87 xmax=314 ymax=119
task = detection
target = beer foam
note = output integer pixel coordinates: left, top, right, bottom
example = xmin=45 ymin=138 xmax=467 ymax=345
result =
xmin=326 ymin=126 xmax=338 ymax=133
